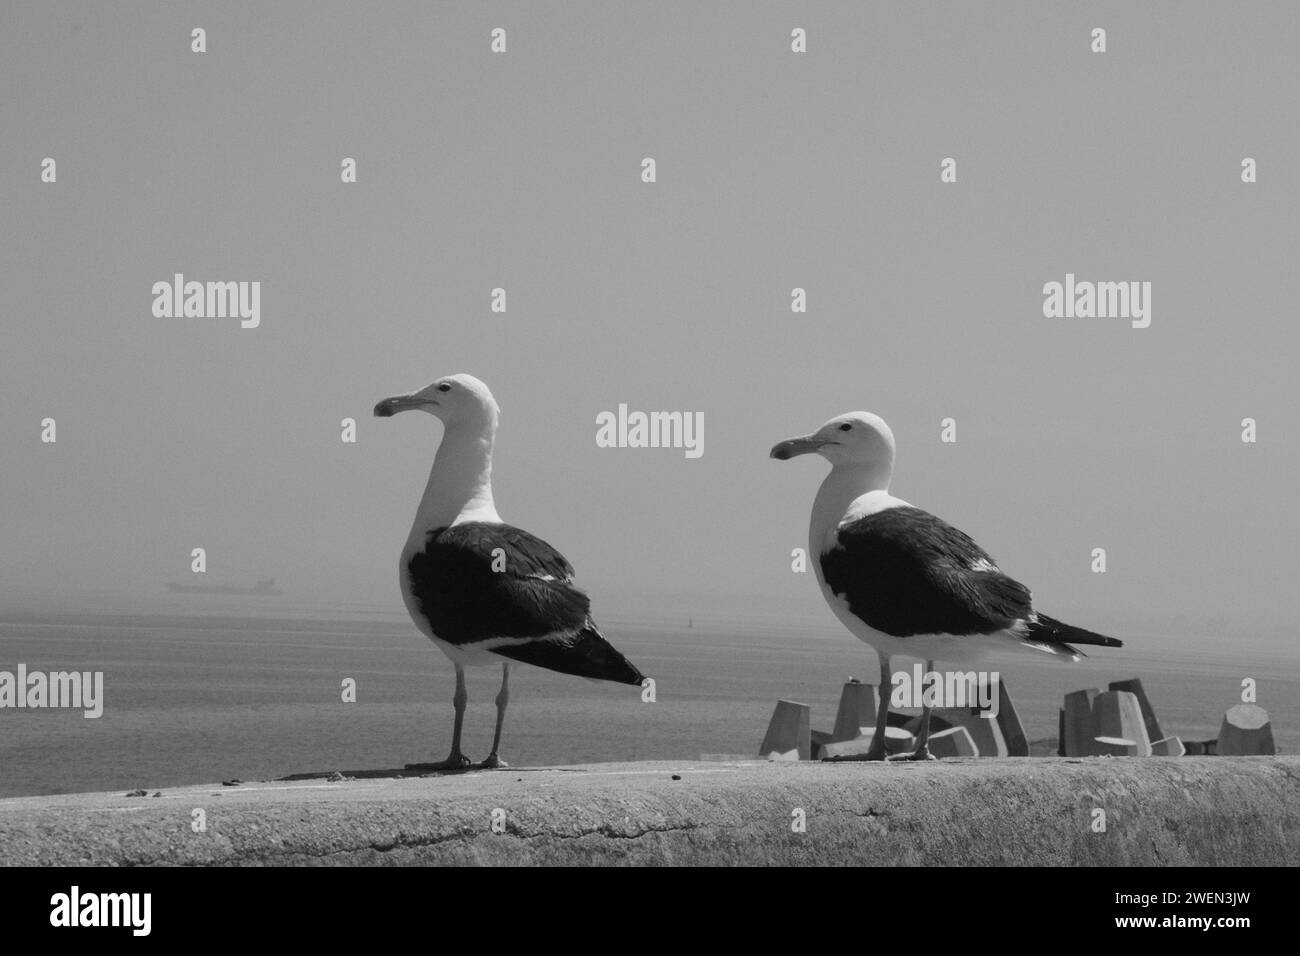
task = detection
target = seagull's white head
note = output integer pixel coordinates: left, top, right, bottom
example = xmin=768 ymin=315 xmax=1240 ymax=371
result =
xmin=770 ymin=411 xmax=895 ymax=472
xmin=374 ymin=372 xmax=500 ymax=434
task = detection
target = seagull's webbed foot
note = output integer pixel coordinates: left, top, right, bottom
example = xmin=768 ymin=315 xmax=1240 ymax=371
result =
xmin=405 ymin=753 xmax=473 ymax=773
xmin=478 ymin=753 xmax=508 ymax=769
xmin=887 ymin=746 xmax=938 ymax=762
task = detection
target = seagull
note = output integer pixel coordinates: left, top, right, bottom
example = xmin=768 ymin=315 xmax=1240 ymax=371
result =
xmin=771 ymin=411 xmax=1121 ymax=760
xmin=375 ymin=373 xmax=646 ymax=770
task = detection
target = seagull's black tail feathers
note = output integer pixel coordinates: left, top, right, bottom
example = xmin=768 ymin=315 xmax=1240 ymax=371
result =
xmin=1026 ymin=614 xmax=1123 ymax=658
xmin=492 ymin=621 xmax=646 ymax=686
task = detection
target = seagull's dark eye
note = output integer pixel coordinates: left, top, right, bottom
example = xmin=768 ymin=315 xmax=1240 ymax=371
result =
xmin=838 ymin=423 xmax=852 ymax=431
xmin=436 ymin=383 xmax=452 ymax=393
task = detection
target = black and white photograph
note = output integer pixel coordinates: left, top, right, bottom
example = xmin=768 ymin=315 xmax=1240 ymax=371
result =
xmin=1 ymin=0 xmax=1294 ymax=937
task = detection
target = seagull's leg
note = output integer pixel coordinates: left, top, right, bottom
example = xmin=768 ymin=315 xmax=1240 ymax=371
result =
xmin=447 ymin=665 xmax=470 ymax=763
xmin=866 ymin=655 xmax=893 ymax=758
xmin=823 ymin=655 xmax=891 ymax=762
xmin=407 ymin=665 xmax=472 ymax=772
xmin=479 ymin=664 xmax=510 ymax=769
xmin=891 ymin=658 xmax=939 ymax=761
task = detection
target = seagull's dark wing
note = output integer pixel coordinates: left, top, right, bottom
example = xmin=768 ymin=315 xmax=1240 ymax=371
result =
xmin=407 ymin=522 xmax=644 ymax=684
xmin=820 ymin=506 xmax=1034 ymax=638
xmin=407 ymin=522 xmax=586 ymax=642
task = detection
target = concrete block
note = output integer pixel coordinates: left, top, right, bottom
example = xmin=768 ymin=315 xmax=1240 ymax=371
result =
xmin=831 ymin=679 xmax=881 ymax=742
xmin=1218 ymin=704 xmax=1276 ymax=756
xmin=1062 ymin=688 xmax=1102 ymax=756
xmin=991 ymin=677 xmax=1029 ymax=756
xmin=1093 ymin=690 xmax=1152 ymax=757
xmin=1108 ymin=678 xmax=1165 ymax=744
xmin=810 ymin=729 xmax=833 ymax=761
xmin=1150 ymin=736 xmax=1185 ymax=757
xmin=928 ymin=725 xmax=978 ymax=758
xmin=820 ymin=726 xmax=914 ymax=759
xmin=922 ymin=674 xmax=1023 ymax=757
xmin=759 ymin=699 xmax=811 ymax=760
xmin=951 ymin=707 xmax=1008 ymax=757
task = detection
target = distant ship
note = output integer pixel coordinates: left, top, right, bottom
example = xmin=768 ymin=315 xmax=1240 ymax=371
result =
xmin=166 ymin=577 xmax=282 ymax=596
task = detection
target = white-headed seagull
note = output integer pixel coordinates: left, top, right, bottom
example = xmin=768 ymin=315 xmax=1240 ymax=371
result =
xmin=375 ymin=373 xmax=645 ymax=770
xmin=771 ymin=411 xmax=1121 ymax=760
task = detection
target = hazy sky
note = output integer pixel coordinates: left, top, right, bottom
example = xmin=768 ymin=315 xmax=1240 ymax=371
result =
xmin=3 ymin=2 xmax=1297 ymax=651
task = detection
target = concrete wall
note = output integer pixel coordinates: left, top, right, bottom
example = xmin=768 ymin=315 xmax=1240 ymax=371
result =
xmin=2 ymin=758 xmax=1297 ymax=866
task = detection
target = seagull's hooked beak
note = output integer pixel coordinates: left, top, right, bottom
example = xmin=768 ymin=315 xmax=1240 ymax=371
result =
xmin=373 ymin=393 xmax=437 ymax=417
xmin=770 ymin=433 xmax=831 ymax=460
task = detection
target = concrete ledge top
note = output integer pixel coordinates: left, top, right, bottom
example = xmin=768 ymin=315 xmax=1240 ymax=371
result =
xmin=3 ymin=757 xmax=1298 ymax=866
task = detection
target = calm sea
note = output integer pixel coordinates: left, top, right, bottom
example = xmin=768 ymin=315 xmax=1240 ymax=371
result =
xmin=1 ymin=611 xmax=1294 ymax=798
